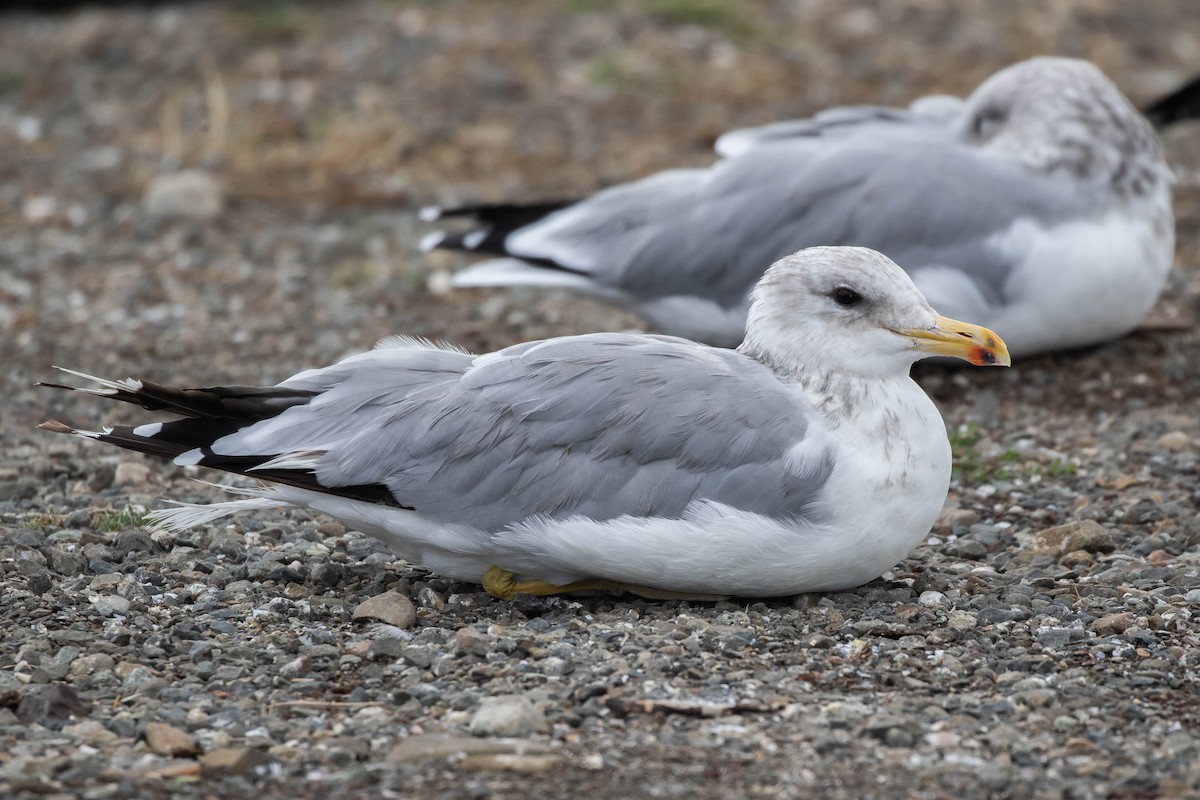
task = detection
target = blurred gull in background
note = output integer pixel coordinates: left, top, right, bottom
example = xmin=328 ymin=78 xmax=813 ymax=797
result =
xmin=422 ymin=57 xmax=1175 ymax=358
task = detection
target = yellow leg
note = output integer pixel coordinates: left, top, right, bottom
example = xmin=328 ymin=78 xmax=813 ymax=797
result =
xmin=481 ymin=566 xmax=728 ymax=602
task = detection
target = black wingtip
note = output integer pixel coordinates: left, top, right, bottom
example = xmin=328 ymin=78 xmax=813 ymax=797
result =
xmin=1143 ymin=72 xmax=1200 ymax=129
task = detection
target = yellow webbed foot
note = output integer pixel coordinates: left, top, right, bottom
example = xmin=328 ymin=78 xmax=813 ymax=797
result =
xmin=481 ymin=566 xmax=728 ymax=602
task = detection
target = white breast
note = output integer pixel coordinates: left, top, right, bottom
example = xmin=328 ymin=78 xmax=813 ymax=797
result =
xmin=990 ymin=201 xmax=1174 ymax=355
xmin=800 ymin=377 xmax=951 ymax=589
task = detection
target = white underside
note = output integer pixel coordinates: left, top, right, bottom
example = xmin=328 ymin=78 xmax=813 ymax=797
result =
xmin=451 ymin=258 xmax=623 ymax=300
xmin=150 ymin=377 xmax=950 ymax=597
xmin=912 ymin=204 xmax=1173 ymax=357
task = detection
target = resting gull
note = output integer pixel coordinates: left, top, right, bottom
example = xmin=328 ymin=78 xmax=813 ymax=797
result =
xmin=422 ymin=57 xmax=1174 ymax=358
xmin=40 ymin=247 xmax=1008 ymax=599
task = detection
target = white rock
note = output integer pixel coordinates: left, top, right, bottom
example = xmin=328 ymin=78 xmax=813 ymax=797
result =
xmin=144 ymin=169 xmax=224 ymax=221
xmin=468 ymin=696 xmax=548 ymax=737
xmin=918 ymin=591 xmax=949 ymax=608
xmin=91 ymin=595 xmax=130 ymax=616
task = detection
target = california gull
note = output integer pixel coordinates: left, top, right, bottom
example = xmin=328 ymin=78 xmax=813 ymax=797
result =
xmin=422 ymin=57 xmax=1174 ymax=358
xmin=40 ymin=247 xmax=1009 ymax=599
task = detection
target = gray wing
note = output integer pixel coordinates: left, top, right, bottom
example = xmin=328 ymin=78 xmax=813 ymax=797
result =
xmin=502 ymin=118 xmax=1086 ymax=311
xmin=714 ymin=96 xmax=965 ymax=157
xmin=214 ymin=334 xmax=832 ymax=531
xmin=212 ymin=337 xmax=476 ymax=458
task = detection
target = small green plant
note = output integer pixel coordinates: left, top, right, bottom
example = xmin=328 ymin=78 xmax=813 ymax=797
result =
xmin=588 ymin=54 xmax=632 ymax=91
xmin=0 ymin=70 xmax=25 ymax=94
xmin=948 ymin=422 xmax=981 ymax=452
xmin=332 ymin=257 xmax=381 ymax=290
xmin=91 ymin=507 xmax=146 ymax=533
xmin=568 ymin=0 xmax=615 ymax=11
xmin=230 ymin=2 xmax=313 ymax=38
xmin=950 ymin=424 xmax=1017 ymax=483
xmin=951 ymin=424 xmax=1077 ymax=484
xmin=24 ymin=513 xmax=64 ymax=533
xmin=648 ymin=0 xmax=754 ymax=37
xmin=1024 ymin=458 xmax=1077 ymax=478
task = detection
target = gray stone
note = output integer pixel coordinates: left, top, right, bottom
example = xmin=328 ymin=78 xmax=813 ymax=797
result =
xmin=454 ymin=626 xmax=491 ymax=657
xmin=469 ymin=696 xmax=548 ymax=737
xmin=199 ymin=747 xmax=271 ymax=776
xmin=389 ymin=734 xmax=556 ymax=763
xmin=91 ymin=595 xmax=130 ymax=616
xmin=352 ymin=591 xmax=416 ymax=629
xmin=946 ymin=610 xmax=977 ymax=631
xmin=918 ymin=590 xmax=949 ymax=608
xmin=46 ymin=548 xmax=87 ymax=576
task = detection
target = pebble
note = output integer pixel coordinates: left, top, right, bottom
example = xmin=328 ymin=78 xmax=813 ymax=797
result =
xmin=934 ymin=506 xmax=979 ymax=532
xmin=1036 ymin=627 xmax=1073 ymax=648
xmin=918 ymin=591 xmax=949 ymax=607
xmin=946 ymin=610 xmax=977 ymax=631
xmin=68 ymin=653 xmax=115 ymax=680
xmin=113 ymin=462 xmax=152 ymax=487
xmin=352 ymin=591 xmax=417 ymax=629
xmin=468 ymin=696 xmax=548 ymax=737
xmin=143 ymin=169 xmax=224 ymax=221
xmin=199 ymin=747 xmax=270 ymax=776
xmin=460 ymin=753 xmax=566 ymax=772
xmin=388 ymin=734 xmax=556 ymax=763
xmin=1092 ymin=612 xmax=1133 ymax=635
xmin=454 ymin=626 xmax=491 ymax=657
xmin=63 ymin=719 xmax=117 ymax=745
xmin=144 ymin=722 xmax=199 ymax=756
xmin=16 ymin=684 xmax=90 ymax=727
xmin=91 ymin=595 xmax=131 ymax=616
xmin=316 ymin=521 xmax=346 ymax=537
xmin=1033 ymin=519 xmax=1115 ymax=555
xmin=368 ymin=637 xmax=407 ymax=660
xmin=1155 ymin=431 xmax=1191 ymax=451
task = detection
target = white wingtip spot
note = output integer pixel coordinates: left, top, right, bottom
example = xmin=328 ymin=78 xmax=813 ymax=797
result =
xmin=249 ymin=450 xmax=324 ymax=472
xmin=419 ymin=231 xmax=446 ymax=252
xmin=418 ymin=206 xmax=443 ymax=223
xmin=174 ymin=448 xmax=203 ymax=466
xmin=53 ymin=367 xmax=143 ymax=393
xmin=132 ymin=422 xmax=163 ymax=437
xmin=462 ymin=230 xmax=488 ymax=250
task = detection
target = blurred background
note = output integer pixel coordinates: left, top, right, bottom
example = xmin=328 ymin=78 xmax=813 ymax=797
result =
xmin=2 ymin=0 xmax=1198 ymax=393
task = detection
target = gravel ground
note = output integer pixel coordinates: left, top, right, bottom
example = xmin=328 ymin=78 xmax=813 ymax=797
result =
xmin=3 ymin=2 xmax=1200 ymax=798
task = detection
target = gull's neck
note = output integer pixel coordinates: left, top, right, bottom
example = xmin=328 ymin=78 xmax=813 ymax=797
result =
xmin=738 ymin=338 xmax=914 ymax=427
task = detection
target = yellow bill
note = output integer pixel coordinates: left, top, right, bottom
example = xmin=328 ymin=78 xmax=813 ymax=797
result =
xmin=892 ymin=315 xmax=1011 ymax=367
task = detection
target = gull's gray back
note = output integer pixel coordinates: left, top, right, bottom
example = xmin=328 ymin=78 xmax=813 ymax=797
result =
xmin=214 ymin=336 xmax=833 ymax=531
xmin=510 ymin=120 xmax=1089 ymax=311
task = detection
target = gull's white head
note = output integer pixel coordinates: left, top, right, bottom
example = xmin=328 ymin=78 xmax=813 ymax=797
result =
xmin=959 ymin=57 xmax=1169 ymax=197
xmin=740 ymin=247 xmax=1010 ymax=380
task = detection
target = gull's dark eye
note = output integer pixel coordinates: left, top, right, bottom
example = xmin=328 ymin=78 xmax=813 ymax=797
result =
xmin=832 ymin=287 xmax=863 ymax=307
xmin=971 ymin=105 xmax=1007 ymax=139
